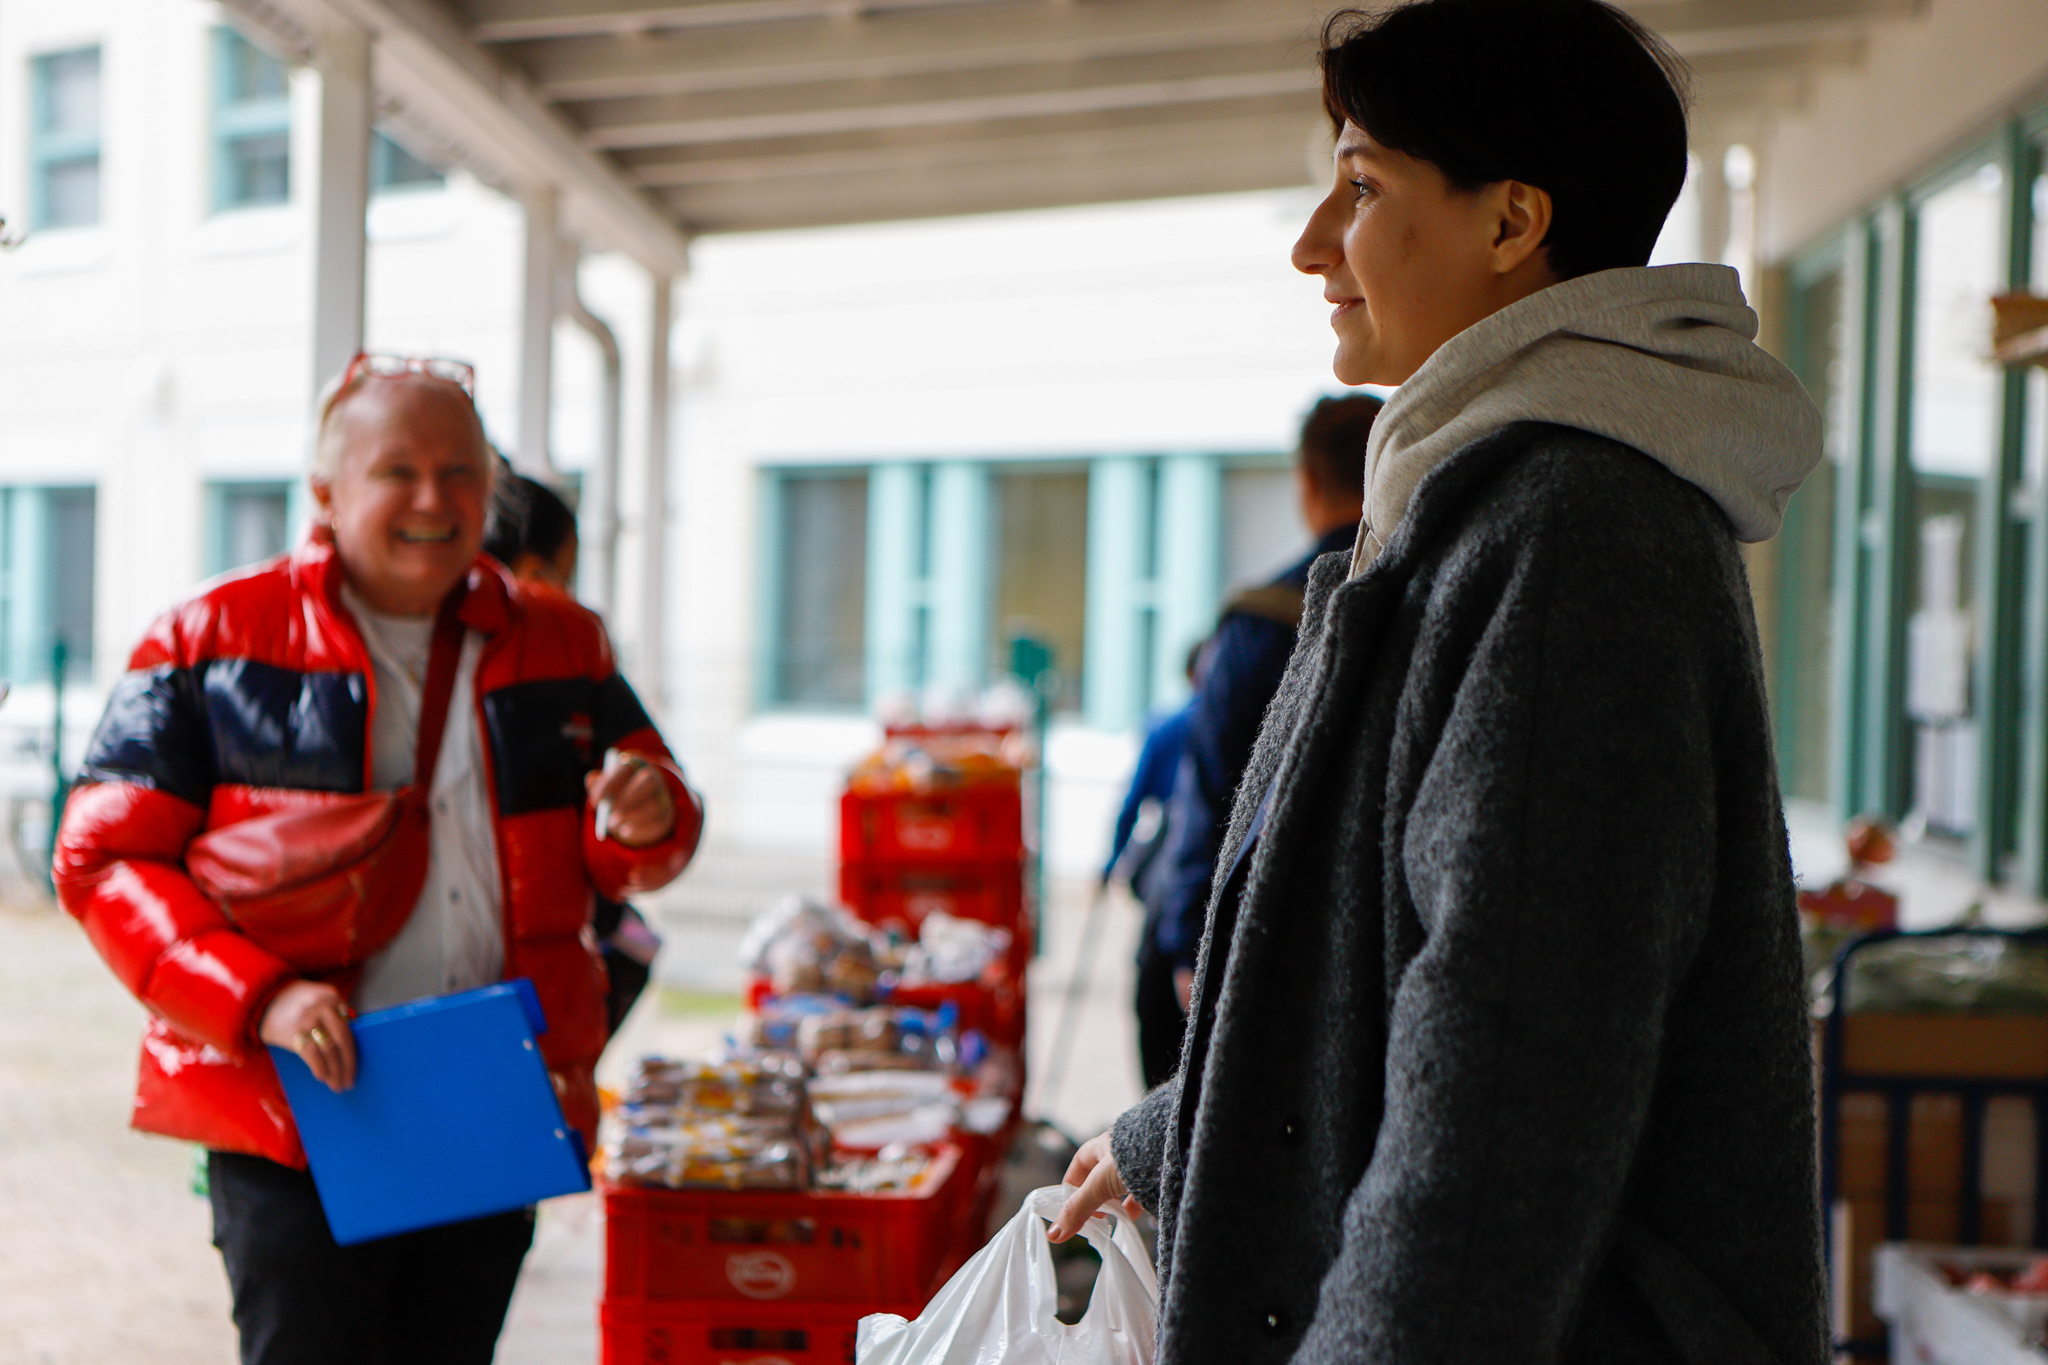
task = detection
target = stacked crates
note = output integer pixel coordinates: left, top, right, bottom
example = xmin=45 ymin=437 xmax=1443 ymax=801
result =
xmin=599 ymin=723 xmax=1031 ymax=1365
xmin=601 ymin=1147 xmax=977 ymax=1365
xmin=837 ymin=723 xmax=1030 ymax=1048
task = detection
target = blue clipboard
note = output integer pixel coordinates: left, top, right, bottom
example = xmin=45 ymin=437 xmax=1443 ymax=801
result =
xmin=269 ymin=979 xmax=592 ymax=1246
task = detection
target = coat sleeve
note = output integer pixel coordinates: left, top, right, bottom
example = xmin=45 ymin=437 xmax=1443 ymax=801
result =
xmin=1293 ymin=510 xmax=1726 ymax=1363
xmin=1111 ymin=1079 xmax=1180 ymax=1215
xmin=54 ymin=654 xmax=297 ymax=1055
xmin=581 ymin=669 xmax=704 ymax=898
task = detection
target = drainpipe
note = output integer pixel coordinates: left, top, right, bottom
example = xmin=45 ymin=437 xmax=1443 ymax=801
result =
xmin=559 ymin=248 xmax=622 ymax=617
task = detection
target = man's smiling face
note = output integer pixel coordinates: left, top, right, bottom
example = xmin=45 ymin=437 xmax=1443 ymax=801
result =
xmin=313 ymin=375 xmax=491 ymax=616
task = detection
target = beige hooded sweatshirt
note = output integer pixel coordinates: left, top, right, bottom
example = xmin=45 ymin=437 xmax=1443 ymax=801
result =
xmin=1350 ymin=262 xmax=1823 ymax=576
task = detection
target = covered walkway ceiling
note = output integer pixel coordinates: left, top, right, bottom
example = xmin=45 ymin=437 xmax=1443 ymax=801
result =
xmin=226 ymin=0 xmax=1922 ymax=270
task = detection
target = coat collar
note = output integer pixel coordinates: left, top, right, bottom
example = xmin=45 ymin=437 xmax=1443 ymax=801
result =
xmin=290 ymin=524 xmax=511 ymax=635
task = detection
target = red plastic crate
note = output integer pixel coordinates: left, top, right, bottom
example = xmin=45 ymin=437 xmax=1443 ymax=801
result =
xmin=603 ymin=1145 xmax=968 ymax=1307
xmin=886 ymin=973 xmax=1024 ymax=1049
xmin=601 ymin=1297 xmax=923 ymax=1365
xmin=839 ymin=785 xmax=1023 ymax=864
xmin=837 ymin=860 xmax=1027 ymax=971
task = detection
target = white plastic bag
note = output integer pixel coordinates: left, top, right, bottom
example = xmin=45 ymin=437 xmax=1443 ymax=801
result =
xmin=857 ymin=1184 xmax=1159 ymax=1365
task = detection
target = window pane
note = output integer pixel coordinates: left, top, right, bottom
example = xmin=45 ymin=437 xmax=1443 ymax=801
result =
xmin=48 ymin=489 xmax=94 ymax=680
xmin=222 ymin=488 xmax=290 ymax=571
xmin=992 ymin=470 xmax=1088 ymax=710
xmin=1779 ymin=270 xmax=1846 ymax=805
xmin=1905 ymin=164 xmax=2003 ymax=838
xmin=39 ymin=157 xmax=99 ymax=229
xmin=225 ymin=133 xmax=290 ymax=207
xmin=37 ymin=49 xmax=100 ymax=138
xmin=774 ymin=476 xmax=867 ymax=706
xmin=1220 ymin=466 xmax=1301 ymax=593
xmin=223 ymin=32 xmax=289 ymax=105
xmin=374 ymin=132 xmax=444 ymax=191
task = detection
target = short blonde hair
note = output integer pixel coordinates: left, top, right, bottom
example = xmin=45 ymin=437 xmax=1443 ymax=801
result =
xmin=309 ymin=361 xmax=489 ymax=483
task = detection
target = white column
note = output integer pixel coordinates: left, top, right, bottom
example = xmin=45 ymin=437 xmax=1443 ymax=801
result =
xmin=640 ymin=272 xmax=673 ymax=708
xmin=1153 ymin=453 xmax=1221 ymax=709
xmin=309 ymin=21 xmax=371 ymax=396
xmin=517 ymin=187 xmax=559 ymax=476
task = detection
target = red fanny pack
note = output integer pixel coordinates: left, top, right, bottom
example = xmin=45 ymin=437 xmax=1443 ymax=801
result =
xmin=184 ymin=590 xmax=467 ymax=973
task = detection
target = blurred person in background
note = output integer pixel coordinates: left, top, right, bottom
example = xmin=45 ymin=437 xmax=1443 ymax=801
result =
xmin=484 ymin=469 xmax=665 ymax=1037
xmin=1101 ymin=643 xmax=1203 ymax=1089
xmin=1051 ymin=2 xmax=1829 ymax=1361
xmin=55 ymin=355 xmax=704 ymax=1365
xmin=1145 ymin=393 xmax=1380 ymax=1021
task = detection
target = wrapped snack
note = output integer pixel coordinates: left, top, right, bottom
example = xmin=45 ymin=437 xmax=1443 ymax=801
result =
xmin=809 ymin=1070 xmax=960 ymax=1149
xmin=603 ymin=1055 xmax=814 ymax=1190
xmin=620 ymin=1056 xmax=805 ymax=1118
xmin=816 ymin=1143 xmax=935 ymax=1195
xmin=796 ymin=1005 xmax=956 ymax=1072
xmin=900 ymin=911 xmax=1011 ymax=986
xmin=603 ymin=1113 xmax=807 ymax=1190
xmin=739 ymin=896 xmax=883 ymax=1002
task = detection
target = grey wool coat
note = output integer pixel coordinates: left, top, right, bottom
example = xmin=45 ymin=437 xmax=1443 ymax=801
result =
xmin=1111 ymin=422 xmax=1828 ymax=1365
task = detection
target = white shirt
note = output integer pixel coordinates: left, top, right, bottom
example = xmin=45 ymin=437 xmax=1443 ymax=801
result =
xmin=343 ymin=585 xmax=506 ymax=1012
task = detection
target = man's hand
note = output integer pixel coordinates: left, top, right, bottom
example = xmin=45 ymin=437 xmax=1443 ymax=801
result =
xmin=586 ymin=747 xmax=677 ymax=848
xmin=1173 ymin=967 xmax=1194 ymax=1012
xmin=259 ymin=980 xmax=358 ymax=1093
xmin=1048 ymin=1133 xmax=1145 ymax=1243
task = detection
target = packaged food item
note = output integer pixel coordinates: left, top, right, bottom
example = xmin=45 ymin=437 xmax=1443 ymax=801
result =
xmin=815 ymin=1142 xmax=936 ymax=1194
xmin=604 ymin=1114 xmax=808 ymax=1190
xmin=809 ymin=1070 xmax=960 ymax=1149
xmin=602 ymin=1056 xmax=813 ymax=1190
xmin=845 ymin=727 xmax=1023 ymax=795
xmin=900 ymin=912 xmax=1011 ymax=986
xmin=796 ymin=1005 xmax=957 ymax=1072
xmin=738 ymin=896 xmax=884 ymax=1002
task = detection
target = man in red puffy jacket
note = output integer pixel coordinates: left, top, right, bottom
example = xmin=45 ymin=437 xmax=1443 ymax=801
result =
xmin=55 ymin=354 xmax=703 ymax=1365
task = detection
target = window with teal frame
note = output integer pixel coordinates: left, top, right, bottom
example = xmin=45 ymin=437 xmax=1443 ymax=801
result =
xmin=373 ymin=130 xmax=443 ymax=193
xmin=0 ymin=487 xmax=96 ymax=684
xmin=212 ymin=28 xmax=290 ymax=212
xmin=761 ymin=470 xmax=869 ymax=708
xmin=1778 ymin=252 xmax=1849 ymax=808
xmin=30 ymin=47 xmax=101 ymax=230
xmin=207 ymin=481 xmax=293 ymax=577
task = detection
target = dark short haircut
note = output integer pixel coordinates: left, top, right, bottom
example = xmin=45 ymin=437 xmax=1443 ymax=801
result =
xmin=1319 ymin=0 xmax=1691 ymax=280
xmin=482 ymin=471 xmax=578 ymax=566
xmin=1297 ymin=392 xmax=1383 ymax=500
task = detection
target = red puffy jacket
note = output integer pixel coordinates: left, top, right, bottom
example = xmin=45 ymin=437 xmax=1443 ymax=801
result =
xmin=54 ymin=532 xmax=702 ymax=1167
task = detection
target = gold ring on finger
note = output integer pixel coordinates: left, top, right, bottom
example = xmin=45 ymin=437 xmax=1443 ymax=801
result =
xmin=306 ymin=1026 xmax=329 ymax=1049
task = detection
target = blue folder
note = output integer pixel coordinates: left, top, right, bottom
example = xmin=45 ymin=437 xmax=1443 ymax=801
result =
xmin=269 ymin=979 xmax=592 ymax=1246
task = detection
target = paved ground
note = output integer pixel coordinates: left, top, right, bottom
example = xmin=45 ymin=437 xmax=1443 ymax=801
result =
xmin=0 ymin=875 xmax=1142 ymax=1363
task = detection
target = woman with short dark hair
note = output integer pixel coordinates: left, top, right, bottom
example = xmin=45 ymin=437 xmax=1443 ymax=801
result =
xmin=1051 ymin=2 xmax=1830 ymax=1361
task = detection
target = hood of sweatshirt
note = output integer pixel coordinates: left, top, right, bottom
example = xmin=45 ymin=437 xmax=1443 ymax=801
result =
xmin=1349 ymin=262 xmax=1822 ymax=575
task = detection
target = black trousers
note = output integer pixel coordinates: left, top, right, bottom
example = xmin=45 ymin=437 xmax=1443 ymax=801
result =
xmin=207 ymin=1150 xmax=535 ymax=1365
xmin=1134 ymin=948 xmax=1188 ymax=1091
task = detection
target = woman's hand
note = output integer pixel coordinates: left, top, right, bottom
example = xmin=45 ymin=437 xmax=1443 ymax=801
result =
xmin=1049 ymin=1132 xmax=1146 ymax=1243
xmin=586 ymin=747 xmax=677 ymax=848
xmin=259 ymin=980 xmax=358 ymax=1093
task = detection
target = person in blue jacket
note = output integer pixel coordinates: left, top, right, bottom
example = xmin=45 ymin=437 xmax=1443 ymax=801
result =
xmin=1104 ymin=647 xmax=1202 ymax=1088
xmin=1146 ymin=393 xmax=1382 ymax=1026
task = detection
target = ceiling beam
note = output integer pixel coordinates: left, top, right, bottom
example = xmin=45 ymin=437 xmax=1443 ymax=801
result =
xmin=470 ymin=0 xmax=1918 ymax=46
xmin=224 ymin=0 xmax=692 ymax=271
xmin=467 ymin=0 xmax=1020 ymax=44
xmin=514 ymin=0 xmax=1323 ymax=102
xmin=654 ymin=137 xmax=1310 ymax=232
xmin=583 ymin=67 xmax=1314 ymax=149
xmin=625 ymin=106 xmax=1319 ymax=189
